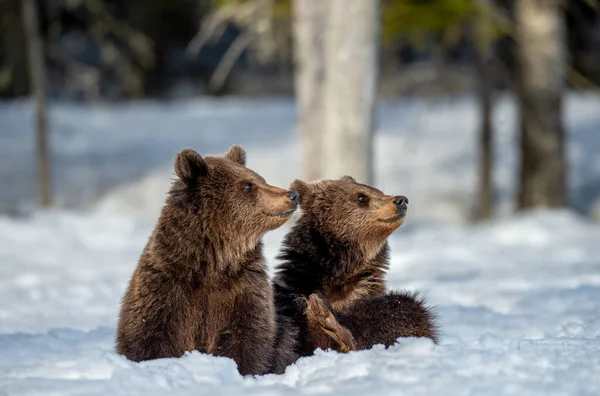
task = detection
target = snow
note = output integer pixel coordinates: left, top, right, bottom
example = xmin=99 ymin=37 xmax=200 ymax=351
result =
xmin=3 ymin=93 xmax=600 ymax=221
xmin=1 ymin=93 xmax=600 ymax=395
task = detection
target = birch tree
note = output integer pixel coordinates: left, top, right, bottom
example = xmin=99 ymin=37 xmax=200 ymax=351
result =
xmin=515 ymin=0 xmax=567 ymax=209
xmin=322 ymin=0 xmax=379 ymax=184
xmin=293 ymin=0 xmax=326 ymax=181
xmin=293 ymin=0 xmax=379 ymax=184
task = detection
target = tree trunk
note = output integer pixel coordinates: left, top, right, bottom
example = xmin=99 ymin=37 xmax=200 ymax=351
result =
xmin=293 ymin=0 xmax=326 ymax=181
xmin=475 ymin=48 xmax=494 ymax=220
xmin=22 ymin=0 xmax=52 ymax=207
xmin=515 ymin=0 xmax=567 ymax=209
xmin=322 ymin=0 xmax=379 ymax=184
xmin=0 ymin=0 xmax=29 ymax=97
xmin=472 ymin=0 xmax=495 ymax=221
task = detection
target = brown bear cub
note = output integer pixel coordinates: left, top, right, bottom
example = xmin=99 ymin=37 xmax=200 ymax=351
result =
xmin=272 ymin=176 xmax=438 ymax=369
xmin=116 ymin=145 xmax=299 ymax=376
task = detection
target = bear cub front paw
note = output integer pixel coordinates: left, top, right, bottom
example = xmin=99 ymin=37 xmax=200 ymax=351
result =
xmin=304 ymin=293 xmax=356 ymax=352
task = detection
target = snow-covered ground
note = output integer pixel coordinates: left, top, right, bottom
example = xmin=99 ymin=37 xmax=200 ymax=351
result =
xmin=1 ymin=94 xmax=600 ymax=395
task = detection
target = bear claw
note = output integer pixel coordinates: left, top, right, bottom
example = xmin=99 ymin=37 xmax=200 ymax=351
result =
xmin=305 ymin=293 xmax=357 ymax=352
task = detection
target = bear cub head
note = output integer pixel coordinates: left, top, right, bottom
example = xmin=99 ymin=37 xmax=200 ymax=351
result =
xmin=169 ymin=145 xmax=299 ymax=244
xmin=290 ymin=175 xmax=408 ymax=255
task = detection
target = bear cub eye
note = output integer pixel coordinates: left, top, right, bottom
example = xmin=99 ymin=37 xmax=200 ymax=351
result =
xmin=245 ymin=182 xmax=255 ymax=192
xmin=357 ymin=193 xmax=369 ymax=204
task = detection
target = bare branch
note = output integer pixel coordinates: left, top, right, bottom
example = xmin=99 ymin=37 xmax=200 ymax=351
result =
xmin=208 ymin=32 xmax=254 ymax=92
xmin=186 ymin=8 xmax=235 ymax=57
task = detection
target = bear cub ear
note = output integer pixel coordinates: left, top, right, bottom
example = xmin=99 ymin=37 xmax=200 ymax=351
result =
xmin=290 ymin=179 xmax=313 ymax=207
xmin=225 ymin=145 xmax=246 ymax=166
xmin=340 ymin=175 xmax=356 ymax=183
xmin=174 ymin=148 xmax=208 ymax=184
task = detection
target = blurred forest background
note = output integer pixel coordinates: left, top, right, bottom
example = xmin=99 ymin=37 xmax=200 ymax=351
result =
xmin=1 ymin=0 xmax=600 ymax=221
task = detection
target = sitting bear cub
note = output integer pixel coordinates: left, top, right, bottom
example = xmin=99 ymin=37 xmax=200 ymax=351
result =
xmin=272 ymin=176 xmax=438 ymax=369
xmin=116 ymin=146 xmax=299 ymax=375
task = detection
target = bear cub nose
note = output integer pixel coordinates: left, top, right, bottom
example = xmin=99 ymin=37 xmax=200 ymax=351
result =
xmin=287 ymin=190 xmax=299 ymax=206
xmin=394 ymin=195 xmax=409 ymax=207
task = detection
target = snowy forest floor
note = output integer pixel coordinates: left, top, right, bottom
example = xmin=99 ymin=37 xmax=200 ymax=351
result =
xmin=1 ymin=93 xmax=600 ymax=395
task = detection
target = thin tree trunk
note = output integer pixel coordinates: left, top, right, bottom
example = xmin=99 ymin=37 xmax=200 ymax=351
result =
xmin=293 ymin=0 xmax=326 ymax=181
xmin=472 ymin=1 xmax=495 ymax=221
xmin=0 ymin=0 xmax=29 ymax=96
xmin=22 ymin=0 xmax=52 ymax=207
xmin=475 ymin=48 xmax=494 ymax=220
xmin=322 ymin=0 xmax=379 ymax=184
xmin=516 ymin=0 xmax=567 ymax=209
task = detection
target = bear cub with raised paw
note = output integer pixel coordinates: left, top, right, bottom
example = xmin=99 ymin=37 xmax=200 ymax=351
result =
xmin=272 ymin=176 xmax=438 ymax=370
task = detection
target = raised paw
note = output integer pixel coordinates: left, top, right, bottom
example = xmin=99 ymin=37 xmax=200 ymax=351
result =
xmin=305 ymin=293 xmax=357 ymax=352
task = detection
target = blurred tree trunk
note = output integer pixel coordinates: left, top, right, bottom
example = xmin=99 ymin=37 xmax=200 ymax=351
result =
xmin=322 ymin=0 xmax=379 ymax=184
xmin=515 ymin=0 xmax=567 ymax=209
xmin=253 ymin=0 xmax=276 ymax=64
xmin=473 ymin=1 xmax=495 ymax=221
xmin=22 ymin=0 xmax=52 ymax=207
xmin=293 ymin=0 xmax=325 ymax=181
xmin=0 ymin=0 xmax=29 ymax=97
xmin=475 ymin=53 xmax=494 ymax=220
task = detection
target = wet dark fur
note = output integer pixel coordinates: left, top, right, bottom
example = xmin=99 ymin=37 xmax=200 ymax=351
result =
xmin=116 ymin=146 xmax=298 ymax=376
xmin=271 ymin=177 xmax=438 ymax=371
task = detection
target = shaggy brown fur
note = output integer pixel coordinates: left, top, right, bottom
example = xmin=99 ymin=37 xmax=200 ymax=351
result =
xmin=272 ymin=176 xmax=438 ymax=369
xmin=115 ymin=145 xmax=299 ymax=376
